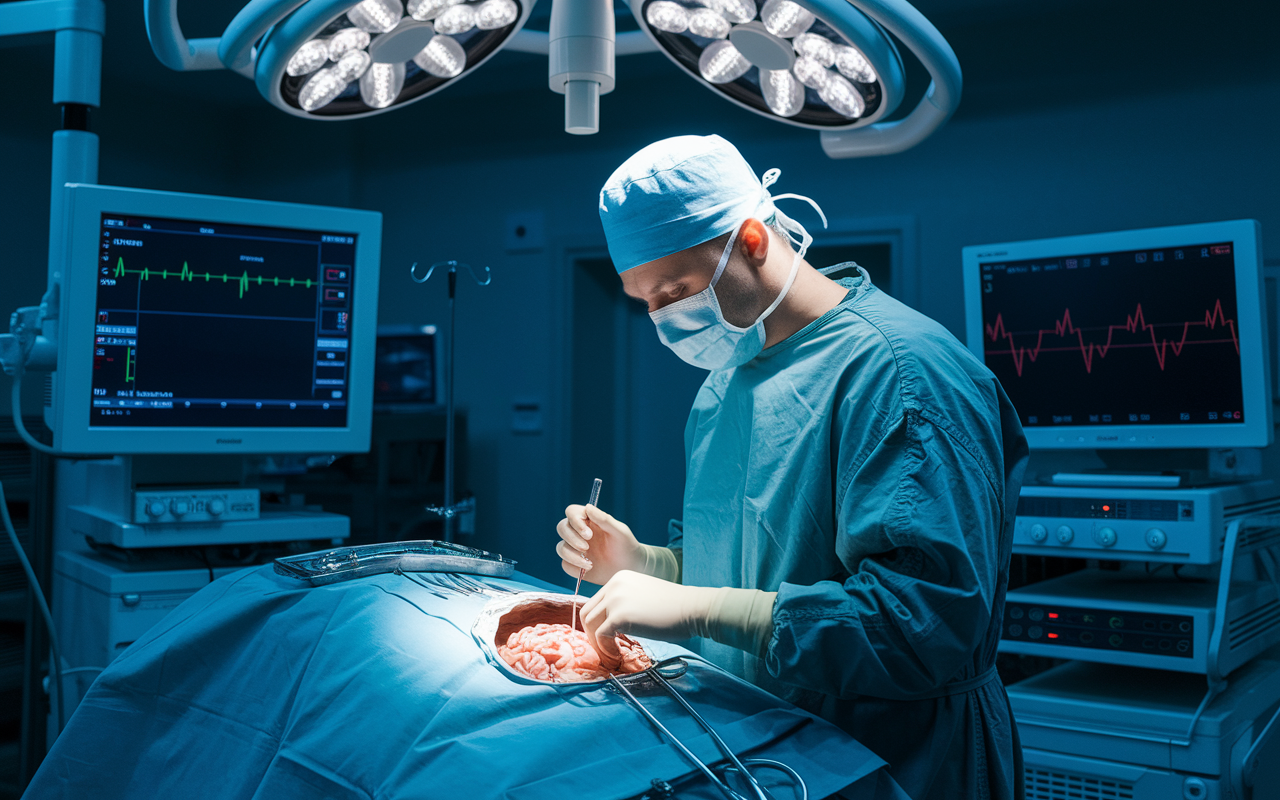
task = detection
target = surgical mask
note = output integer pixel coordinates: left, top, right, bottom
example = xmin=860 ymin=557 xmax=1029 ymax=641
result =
xmin=649 ymin=169 xmax=826 ymax=371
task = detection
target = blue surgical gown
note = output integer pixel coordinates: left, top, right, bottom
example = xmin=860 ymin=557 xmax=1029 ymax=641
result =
xmin=672 ymin=268 xmax=1029 ymax=800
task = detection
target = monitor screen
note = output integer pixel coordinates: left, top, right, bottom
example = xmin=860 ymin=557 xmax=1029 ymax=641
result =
xmin=54 ymin=184 xmax=381 ymax=454
xmin=979 ymin=242 xmax=1242 ymax=428
xmin=962 ymin=220 xmax=1270 ymax=450
xmin=93 ymin=213 xmax=356 ymax=428
xmin=373 ymin=325 xmax=441 ymax=408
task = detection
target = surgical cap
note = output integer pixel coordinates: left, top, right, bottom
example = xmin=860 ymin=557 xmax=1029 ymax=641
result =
xmin=599 ymin=135 xmax=777 ymax=274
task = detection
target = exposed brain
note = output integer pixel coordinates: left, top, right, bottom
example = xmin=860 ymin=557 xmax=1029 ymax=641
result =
xmin=498 ymin=623 xmax=651 ymax=682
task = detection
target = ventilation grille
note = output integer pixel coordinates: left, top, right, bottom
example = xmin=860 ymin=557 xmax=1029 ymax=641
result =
xmin=1223 ymin=497 xmax=1280 ymax=519
xmin=1025 ymin=768 xmax=1134 ymax=800
xmin=1228 ymin=597 xmax=1280 ymax=650
xmin=1218 ymin=495 xmax=1280 ymax=553
xmin=43 ymin=373 xmax=52 ymax=409
xmin=1238 ymin=525 xmax=1280 ymax=551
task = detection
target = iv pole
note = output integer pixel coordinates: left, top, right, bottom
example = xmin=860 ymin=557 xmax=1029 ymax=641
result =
xmin=410 ymin=260 xmax=490 ymax=542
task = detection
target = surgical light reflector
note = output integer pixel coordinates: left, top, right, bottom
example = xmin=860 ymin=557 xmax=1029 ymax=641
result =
xmin=791 ymin=31 xmax=833 ymax=66
xmin=791 ymin=55 xmax=828 ymax=89
xmin=699 ymin=39 xmax=750 ymax=84
xmin=702 ymin=0 xmax=755 ymax=24
xmin=688 ymin=8 xmax=730 ymax=39
xmin=646 ymin=1 xmax=690 ymax=33
xmin=760 ymin=0 xmax=813 ymax=38
xmin=761 ymin=67 xmax=802 ymax=116
xmin=287 ymin=39 xmax=329 ymax=76
xmin=348 ymin=0 xmax=403 ymax=33
xmin=434 ymin=4 xmax=476 ymax=34
xmin=834 ymin=43 xmax=875 ymax=83
xmin=327 ymin=27 xmax=372 ymax=60
xmin=475 ymin=0 xmax=518 ymax=28
xmin=408 ymin=0 xmax=458 ymax=19
xmin=360 ymin=61 xmax=405 ymax=106
xmin=333 ymin=49 xmax=372 ymax=81
xmin=413 ymin=34 xmax=466 ymax=77
xmin=299 ymin=67 xmax=349 ymax=110
xmin=817 ymin=71 xmax=862 ymax=118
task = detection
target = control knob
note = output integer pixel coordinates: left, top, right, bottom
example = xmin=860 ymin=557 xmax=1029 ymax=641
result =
xmin=1094 ymin=527 xmax=1117 ymax=548
xmin=1145 ymin=528 xmax=1167 ymax=550
xmin=145 ymin=501 xmax=167 ymax=518
xmin=171 ymin=498 xmax=192 ymax=517
xmin=1055 ymin=525 xmax=1074 ymax=544
xmin=1028 ymin=524 xmax=1048 ymax=543
xmin=207 ymin=498 xmax=226 ymax=516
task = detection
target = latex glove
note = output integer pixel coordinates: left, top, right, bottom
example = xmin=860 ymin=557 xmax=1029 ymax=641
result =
xmin=555 ymin=504 xmax=646 ymax=585
xmin=579 ymin=571 xmax=719 ymax=667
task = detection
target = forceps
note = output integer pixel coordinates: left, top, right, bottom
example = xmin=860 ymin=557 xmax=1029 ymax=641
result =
xmin=608 ymin=658 xmax=808 ymax=800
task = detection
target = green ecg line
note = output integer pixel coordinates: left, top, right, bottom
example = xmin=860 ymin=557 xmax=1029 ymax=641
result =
xmin=113 ymin=257 xmax=314 ymax=299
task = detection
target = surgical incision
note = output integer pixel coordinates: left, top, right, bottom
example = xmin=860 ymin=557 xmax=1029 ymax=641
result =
xmin=499 ymin=623 xmax=652 ymax=682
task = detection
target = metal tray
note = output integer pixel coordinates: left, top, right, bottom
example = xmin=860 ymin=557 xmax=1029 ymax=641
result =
xmin=274 ymin=540 xmax=516 ymax=586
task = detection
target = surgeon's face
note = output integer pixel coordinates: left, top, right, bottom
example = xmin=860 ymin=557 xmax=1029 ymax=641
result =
xmin=619 ymin=219 xmax=774 ymax=327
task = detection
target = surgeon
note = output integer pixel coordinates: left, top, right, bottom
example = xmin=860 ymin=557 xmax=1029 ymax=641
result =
xmin=555 ymin=134 xmax=1029 ymax=800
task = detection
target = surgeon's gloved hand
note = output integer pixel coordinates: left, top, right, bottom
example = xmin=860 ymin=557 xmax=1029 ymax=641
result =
xmin=556 ymin=505 xmax=680 ymax=585
xmin=580 ymin=571 xmax=717 ymax=667
xmin=580 ymin=571 xmax=779 ymax=668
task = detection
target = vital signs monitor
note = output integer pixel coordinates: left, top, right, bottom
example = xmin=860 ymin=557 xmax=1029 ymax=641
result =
xmin=962 ymin=220 xmax=1271 ymax=450
xmin=49 ymin=184 xmax=382 ymax=454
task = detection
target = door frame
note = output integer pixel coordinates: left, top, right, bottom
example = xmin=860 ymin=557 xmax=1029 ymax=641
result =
xmin=811 ymin=214 xmax=919 ymax=306
xmin=549 ymin=237 xmax=633 ymax=522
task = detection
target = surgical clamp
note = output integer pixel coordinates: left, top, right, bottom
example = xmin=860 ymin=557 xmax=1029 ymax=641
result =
xmin=609 ymin=658 xmax=809 ymax=800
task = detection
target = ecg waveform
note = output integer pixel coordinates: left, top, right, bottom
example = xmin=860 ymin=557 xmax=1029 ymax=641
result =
xmin=112 ymin=256 xmax=316 ymax=299
xmin=985 ymin=300 xmax=1239 ymax=377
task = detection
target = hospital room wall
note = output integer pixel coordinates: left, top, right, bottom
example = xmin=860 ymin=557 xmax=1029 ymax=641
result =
xmin=358 ymin=78 xmax=1280 ymax=584
xmin=5 ymin=70 xmax=1278 ymax=587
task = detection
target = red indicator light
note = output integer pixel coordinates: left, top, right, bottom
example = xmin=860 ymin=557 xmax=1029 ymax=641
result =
xmin=1048 ymin=613 xmax=1059 ymax=619
xmin=1048 ymin=633 xmax=1059 ymax=639
xmin=1102 ymin=505 xmax=1111 ymax=512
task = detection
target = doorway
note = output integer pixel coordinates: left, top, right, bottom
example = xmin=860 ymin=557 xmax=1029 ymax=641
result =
xmin=566 ymin=256 xmax=705 ymax=549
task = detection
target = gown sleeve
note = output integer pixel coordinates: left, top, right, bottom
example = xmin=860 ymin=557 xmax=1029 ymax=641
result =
xmin=764 ymin=408 xmax=1006 ymax=700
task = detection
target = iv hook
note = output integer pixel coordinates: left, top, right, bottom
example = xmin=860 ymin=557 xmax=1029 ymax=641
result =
xmin=410 ymin=260 xmax=493 ymax=286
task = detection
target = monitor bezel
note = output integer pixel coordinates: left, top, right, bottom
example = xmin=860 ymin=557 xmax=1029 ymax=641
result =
xmin=52 ymin=183 xmax=382 ymax=454
xmin=962 ymin=219 xmax=1271 ymax=450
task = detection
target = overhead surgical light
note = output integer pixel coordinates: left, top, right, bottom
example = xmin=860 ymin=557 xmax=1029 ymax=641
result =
xmin=145 ymin=0 xmax=960 ymax=157
xmin=145 ymin=0 xmax=536 ymax=120
xmin=627 ymin=0 xmax=961 ymax=156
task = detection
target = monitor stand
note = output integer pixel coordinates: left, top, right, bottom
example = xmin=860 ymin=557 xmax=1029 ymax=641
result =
xmin=1042 ymin=448 xmax=1264 ymax=489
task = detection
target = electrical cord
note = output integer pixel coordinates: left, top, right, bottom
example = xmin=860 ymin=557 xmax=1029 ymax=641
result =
xmin=10 ymin=375 xmax=109 ymax=460
xmin=10 ymin=375 xmax=56 ymax=456
xmin=6 ymin=372 xmax=111 ymax=735
xmin=0 ymin=479 xmax=64 ymax=732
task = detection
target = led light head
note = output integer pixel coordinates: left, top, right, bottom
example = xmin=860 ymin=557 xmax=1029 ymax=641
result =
xmin=631 ymin=0 xmax=904 ymax=130
xmin=253 ymin=0 xmax=535 ymax=118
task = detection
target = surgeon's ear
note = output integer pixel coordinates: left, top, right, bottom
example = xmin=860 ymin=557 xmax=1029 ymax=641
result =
xmin=738 ymin=219 xmax=770 ymax=266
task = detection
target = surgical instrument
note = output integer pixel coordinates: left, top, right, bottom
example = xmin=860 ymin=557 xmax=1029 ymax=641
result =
xmin=572 ymin=477 xmax=602 ymax=631
xmin=609 ymin=658 xmax=809 ymax=800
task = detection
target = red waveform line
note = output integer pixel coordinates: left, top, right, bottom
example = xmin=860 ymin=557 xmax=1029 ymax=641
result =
xmin=985 ymin=300 xmax=1239 ymax=376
